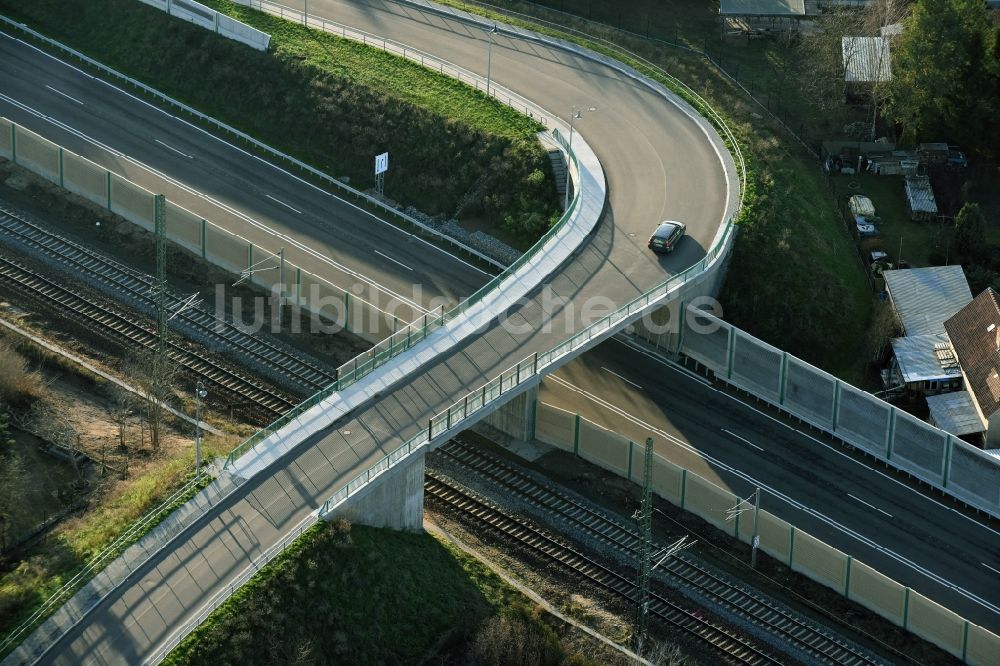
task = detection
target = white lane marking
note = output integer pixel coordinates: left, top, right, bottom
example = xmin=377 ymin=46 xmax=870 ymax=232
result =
xmin=154 ymin=138 xmax=193 ymax=159
xmin=983 ymin=562 xmax=1000 ymax=576
xmin=544 ymin=373 xmax=1000 ymax=616
xmin=722 ymin=428 xmax=764 ymax=452
xmin=264 ymin=194 xmax=302 ymax=215
xmin=611 ymin=335 xmax=1000 ymax=541
xmin=44 ymin=84 xmax=82 ymax=105
xmin=848 ymin=493 xmax=893 ymax=518
xmin=373 ymin=250 xmax=413 ymax=271
xmin=0 ymin=89 xmax=430 ymax=315
xmin=601 ymin=366 xmax=641 ymax=389
xmin=7 ymin=31 xmax=491 ymax=278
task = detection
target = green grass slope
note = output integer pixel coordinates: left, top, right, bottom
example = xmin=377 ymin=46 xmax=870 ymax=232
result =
xmin=0 ymin=0 xmax=561 ymax=242
xmin=163 ymin=521 xmax=577 ymax=665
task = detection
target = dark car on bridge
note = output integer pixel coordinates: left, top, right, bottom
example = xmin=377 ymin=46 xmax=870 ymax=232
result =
xmin=648 ymin=220 xmax=686 ymax=254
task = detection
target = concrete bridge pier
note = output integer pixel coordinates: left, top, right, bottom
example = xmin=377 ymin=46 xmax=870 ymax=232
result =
xmin=482 ymin=384 xmax=538 ymax=443
xmin=324 ymin=449 xmax=426 ymax=532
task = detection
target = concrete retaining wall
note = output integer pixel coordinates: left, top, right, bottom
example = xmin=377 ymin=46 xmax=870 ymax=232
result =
xmin=966 ymin=624 xmax=1000 ymax=666
xmin=682 ymin=472 xmax=737 ymax=536
xmin=531 ymin=399 xmax=999 ymax=663
xmin=0 ymin=118 xmax=12 ymax=159
xmin=138 ymin=0 xmax=271 ymax=51
xmin=577 ymin=419 xmax=628 ymax=476
xmin=847 ymin=558 xmax=906 ymax=626
xmin=535 ymin=402 xmax=576 ymax=451
xmin=789 ymin=530 xmax=849 ymax=593
xmin=203 ymin=222 xmax=249 ymax=275
xmin=165 ymin=201 xmax=204 ymax=256
xmin=11 ymin=126 xmax=60 ymax=183
xmin=63 ymin=152 xmax=109 ymax=208
xmin=325 ymin=450 xmax=425 ymax=531
xmin=906 ymin=590 xmax=968 ymax=660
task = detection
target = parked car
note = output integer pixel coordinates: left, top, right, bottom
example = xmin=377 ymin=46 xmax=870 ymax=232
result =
xmin=855 ymin=217 xmax=879 ymax=238
xmin=648 ymin=221 xmax=686 ymax=254
xmin=947 ymin=148 xmax=968 ymax=169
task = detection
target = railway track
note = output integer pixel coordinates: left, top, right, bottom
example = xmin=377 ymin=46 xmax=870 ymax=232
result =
xmin=425 ymin=474 xmax=783 ymax=665
xmin=0 ymin=204 xmax=881 ymax=663
xmin=0 ymin=253 xmax=294 ymax=421
xmin=0 ymin=202 xmax=336 ymax=393
xmin=434 ymin=439 xmax=882 ymax=666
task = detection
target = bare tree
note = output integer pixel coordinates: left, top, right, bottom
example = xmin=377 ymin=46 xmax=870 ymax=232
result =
xmin=797 ymin=0 xmax=910 ymax=136
xmin=110 ymin=385 xmax=136 ymax=451
xmin=123 ymin=349 xmax=179 ymax=453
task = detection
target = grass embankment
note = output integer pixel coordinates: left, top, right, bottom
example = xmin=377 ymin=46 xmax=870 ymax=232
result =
xmin=431 ymin=0 xmax=874 ymax=381
xmin=0 ymin=0 xmax=560 ymax=244
xmin=164 ymin=521 xmax=586 ymax=665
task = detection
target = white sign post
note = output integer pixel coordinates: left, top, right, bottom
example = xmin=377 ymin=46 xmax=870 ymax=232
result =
xmin=375 ymin=152 xmax=389 ymax=197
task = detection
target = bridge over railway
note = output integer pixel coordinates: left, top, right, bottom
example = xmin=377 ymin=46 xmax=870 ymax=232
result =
xmin=1 ymin=1 xmax=996 ymax=664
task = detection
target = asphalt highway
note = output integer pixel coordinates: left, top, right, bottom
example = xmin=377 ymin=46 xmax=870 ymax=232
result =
xmin=540 ymin=336 xmax=1000 ymax=633
xmin=0 ymin=31 xmax=488 ymax=319
xmin=8 ymin=1 xmax=737 ymax=662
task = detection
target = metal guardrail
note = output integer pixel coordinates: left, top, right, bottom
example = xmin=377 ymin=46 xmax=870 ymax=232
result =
xmin=1 ymin=5 xmax=744 ymax=658
xmin=429 ymin=0 xmax=814 ymax=158
xmin=239 ymin=0 xmax=554 ymax=127
xmin=389 ymin=0 xmax=747 ymax=215
xmin=0 ymin=476 xmax=203 ymax=657
xmin=317 ymin=216 xmax=736 ymax=517
xmin=0 ymin=15 xmax=505 ymax=271
xmin=222 ymin=126 xmax=581 ymax=467
xmin=144 ymin=512 xmax=316 ymax=665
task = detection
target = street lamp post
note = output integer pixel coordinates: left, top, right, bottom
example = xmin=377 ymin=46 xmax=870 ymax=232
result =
xmin=195 ymin=381 xmax=207 ymax=481
xmin=486 ymin=25 xmax=498 ymax=98
xmin=564 ymin=107 xmax=583 ymax=210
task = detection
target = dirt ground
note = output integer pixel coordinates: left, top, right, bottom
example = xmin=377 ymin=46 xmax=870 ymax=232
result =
xmin=0 ymin=312 xmax=239 ymax=557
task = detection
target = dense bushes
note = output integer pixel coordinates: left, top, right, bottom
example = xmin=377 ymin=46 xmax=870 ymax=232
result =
xmin=0 ymin=0 xmax=561 ymax=243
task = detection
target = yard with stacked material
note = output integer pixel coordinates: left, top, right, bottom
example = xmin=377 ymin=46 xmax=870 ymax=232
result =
xmin=0 ymin=0 xmax=561 ymax=245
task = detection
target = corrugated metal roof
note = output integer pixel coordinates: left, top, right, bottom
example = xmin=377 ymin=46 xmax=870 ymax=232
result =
xmin=927 ymin=391 xmax=984 ymax=436
xmin=884 ymin=266 xmax=973 ymax=337
xmin=891 ymin=334 xmax=963 ymax=383
xmin=905 ymin=176 xmax=938 ymax=215
xmin=842 ymin=37 xmax=892 ymax=83
xmin=720 ymin=0 xmax=805 ymax=16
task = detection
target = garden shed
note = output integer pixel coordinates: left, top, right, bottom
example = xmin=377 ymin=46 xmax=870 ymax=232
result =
xmin=904 ymin=176 xmax=938 ymax=221
xmin=842 ymin=37 xmax=893 ymax=83
xmin=719 ymin=0 xmax=805 ymax=34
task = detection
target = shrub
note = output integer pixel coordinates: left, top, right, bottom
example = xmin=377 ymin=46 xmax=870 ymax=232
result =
xmin=465 ymin=605 xmax=564 ymax=666
xmin=0 ymin=341 xmax=43 ymax=406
